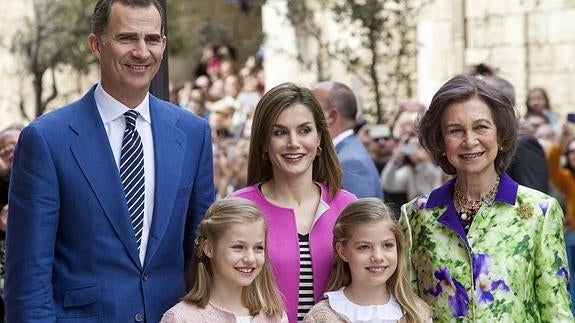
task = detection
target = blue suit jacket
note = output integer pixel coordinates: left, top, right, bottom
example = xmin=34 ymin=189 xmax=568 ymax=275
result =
xmin=336 ymin=134 xmax=383 ymax=199
xmin=5 ymin=87 xmax=215 ymax=322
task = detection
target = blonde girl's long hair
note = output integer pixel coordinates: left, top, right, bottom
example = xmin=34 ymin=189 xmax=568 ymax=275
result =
xmin=183 ymin=198 xmax=285 ymax=318
xmin=326 ymin=198 xmax=430 ymax=323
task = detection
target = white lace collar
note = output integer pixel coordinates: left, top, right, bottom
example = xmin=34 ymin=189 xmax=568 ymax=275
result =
xmin=325 ymin=288 xmax=404 ymax=323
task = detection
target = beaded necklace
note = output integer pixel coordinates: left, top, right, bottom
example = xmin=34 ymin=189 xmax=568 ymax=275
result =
xmin=454 ymin=175 xmax=500 ymax=232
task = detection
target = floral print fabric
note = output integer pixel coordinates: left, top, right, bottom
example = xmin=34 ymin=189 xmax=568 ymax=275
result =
xmin=400 ymin=173 xmax=574 ymax=322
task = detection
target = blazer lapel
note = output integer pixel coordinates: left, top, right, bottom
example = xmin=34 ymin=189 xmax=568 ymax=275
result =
xmin=144 ymin=97 xmax=186 ymax=266
xmin=69 ymin=88 xmax=142 ymax=268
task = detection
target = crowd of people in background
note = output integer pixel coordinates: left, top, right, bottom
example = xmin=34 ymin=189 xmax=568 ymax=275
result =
xmin=1 ymin=1 xmax=574 ymax=321
xmin=168 ymin=43 xmax=265 ymax=199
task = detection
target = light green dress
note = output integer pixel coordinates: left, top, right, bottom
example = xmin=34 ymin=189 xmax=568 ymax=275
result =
xmin=400 ymin=173 xmax=574 ymax=322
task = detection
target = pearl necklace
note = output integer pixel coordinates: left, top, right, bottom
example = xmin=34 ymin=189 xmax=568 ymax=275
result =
xmin=454 ymin=176 xmax=500 ymax=231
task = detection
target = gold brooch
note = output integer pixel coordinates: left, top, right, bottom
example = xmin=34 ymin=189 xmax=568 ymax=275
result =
xmin=517 ymin=203 xmax=534 ymax=219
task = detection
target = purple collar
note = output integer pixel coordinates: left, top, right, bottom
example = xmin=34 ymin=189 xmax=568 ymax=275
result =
xmin=425 ymin=172 xmax=518 ymax=247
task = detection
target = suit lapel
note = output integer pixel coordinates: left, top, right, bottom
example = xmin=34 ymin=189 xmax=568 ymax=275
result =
xmin=144 ymin=97 xmax=186 ymax=266
xmin=69 ymin=88 xmax=142 ymax=268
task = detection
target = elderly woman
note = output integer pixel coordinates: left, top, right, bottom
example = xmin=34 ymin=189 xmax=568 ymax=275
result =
xmin=230 ymin=82 xmax=356 ymax=322
xmin=400 ymin=74 xmax=573 ymax=321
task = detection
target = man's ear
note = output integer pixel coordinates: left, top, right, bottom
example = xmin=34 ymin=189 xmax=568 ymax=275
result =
xmin=203 ymin=240 xmax=214 ymax=258
xmin=161 ymin=35 xmax=167 ymax=55
xmin=88 ymin=33 xmax=103 ymax=59
xmin=336 ymin=241 xmax=349 ymax=262
xmin=325 ymin=107 xmax=338 ymax=125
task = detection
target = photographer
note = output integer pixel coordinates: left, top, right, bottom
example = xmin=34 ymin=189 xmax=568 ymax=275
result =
xmin=381 ymin=132 xmax=443 ymax=217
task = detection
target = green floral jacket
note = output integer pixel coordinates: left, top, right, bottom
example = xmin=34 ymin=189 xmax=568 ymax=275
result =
xmin=400 ymin=173 xmax=574 ymax=322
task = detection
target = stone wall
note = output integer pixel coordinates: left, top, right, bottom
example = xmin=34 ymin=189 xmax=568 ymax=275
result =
xmin=418 ymin=0 xmax=575 ymax=117
xmin=262 ymin=0 xmax=575 ymax=119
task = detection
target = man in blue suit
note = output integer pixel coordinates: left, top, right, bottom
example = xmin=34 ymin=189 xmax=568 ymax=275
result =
xmin=5 ymin=1 xmax=215 ymax=322
xmin=312 ymin=81 xmax=383 ymax=199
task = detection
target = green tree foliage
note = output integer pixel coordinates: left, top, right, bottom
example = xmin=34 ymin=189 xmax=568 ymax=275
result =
xmin=286 ymin=1 xmax=331 ymax=81
xmin=286 ymin=0 xmax=431 ymax=122
xmin=165 ymin=0 xmax=189 ymax=56
xmin=11 ymin=0 xmax=93 ymax=119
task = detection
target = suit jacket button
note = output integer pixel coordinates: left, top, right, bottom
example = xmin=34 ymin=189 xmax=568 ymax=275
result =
xmin=142 ymin=273 xmax=148 ymax=281
xmin=134 ymin=313 xmax=144 ymax=322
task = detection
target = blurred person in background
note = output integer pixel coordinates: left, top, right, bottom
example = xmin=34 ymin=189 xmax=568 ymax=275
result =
xmin=218 ymin=59 xmax=236 ymax=80
xmin=193 ymin=43 xmax=216 ymax=78
xmin=534 ymin=123 xmax=557 ymax=151
xmin=0 ymin=126 xmax=22 ymax=209
xmin=187 ymin=85 xmax=210 ymax=120
xmin=525 ymin=87 xmax=559 ymax=125
xmin=524 ymin=112 xmax=550 ymax=133
xmin=213 ymin=137 xmax=250 ymax=199
xmin=390 ymin=101 xmax=425 ymax=140
xmin=312 ymin=81 xmax=383 ymax=199
xmin=381 ymin=131 xmax=443 ymax=217
xmin=547 ymin=122 xmax=575 ymax=230
xmin=368 ymin=124 xmax=396 ymax=174
xmin=208 ymin=78 xmax=225 ymax=102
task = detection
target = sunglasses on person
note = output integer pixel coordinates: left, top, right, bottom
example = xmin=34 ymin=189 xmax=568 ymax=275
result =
xmin=372 ymin=136 xmax=392 ymax=142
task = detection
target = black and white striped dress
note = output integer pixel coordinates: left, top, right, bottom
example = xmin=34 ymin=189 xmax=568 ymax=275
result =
xmin=297 ymin=234 xmax=314 ymax=321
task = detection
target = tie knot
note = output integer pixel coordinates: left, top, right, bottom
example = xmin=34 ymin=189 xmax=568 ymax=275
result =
xmin=124 ymin=110 xmax=140 ymax=131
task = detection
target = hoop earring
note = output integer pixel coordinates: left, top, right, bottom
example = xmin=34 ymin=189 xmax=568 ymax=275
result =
xmin=316 ymin=146 xmax=323 ymax=156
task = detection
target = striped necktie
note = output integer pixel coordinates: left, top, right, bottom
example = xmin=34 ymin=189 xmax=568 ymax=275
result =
xmin=120 ymin=110 xmax=145 ymax=249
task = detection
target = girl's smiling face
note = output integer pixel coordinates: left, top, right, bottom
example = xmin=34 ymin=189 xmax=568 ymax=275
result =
xmin=206 ymin=220 xmax=266 ymax=289
xmin=337 ymin=220 xmax=398 ymax=292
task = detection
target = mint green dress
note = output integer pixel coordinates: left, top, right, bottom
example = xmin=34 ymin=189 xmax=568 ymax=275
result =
xmin=400 ymin=173 xmax=574 ymax=322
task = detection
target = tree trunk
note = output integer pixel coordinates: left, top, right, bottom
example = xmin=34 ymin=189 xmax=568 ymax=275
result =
xmin=33 ymin=71 xmax=44 ymax=119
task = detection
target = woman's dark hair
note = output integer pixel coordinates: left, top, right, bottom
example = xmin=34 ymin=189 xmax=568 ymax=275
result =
xmin=416 ymin=74 xmax=518 ymax=175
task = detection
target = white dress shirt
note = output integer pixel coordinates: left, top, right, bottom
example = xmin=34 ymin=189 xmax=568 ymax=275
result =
xmin=94 ymin=83 xmax=155 ymax=265
xmin=332 ymin=129 xmax=354 ymax=147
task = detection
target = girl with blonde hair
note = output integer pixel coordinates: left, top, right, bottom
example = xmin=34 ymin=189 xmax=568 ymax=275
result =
xmin=304 ymin=198 xmax=431 ymax=323
xmin=161 ymin=198 xmax=287 ymax=322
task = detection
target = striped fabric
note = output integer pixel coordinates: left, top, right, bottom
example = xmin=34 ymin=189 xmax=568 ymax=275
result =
xmin=297 ymin=234 xmax=314 ymax=322
xmin=120 ymin=110 xmax=145 ymax=249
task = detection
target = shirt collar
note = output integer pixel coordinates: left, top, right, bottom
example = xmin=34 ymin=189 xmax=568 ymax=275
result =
xmin=332 ymin=129 xmax=354 ymax=147
xmin=94 ymin=83 xmax=152 ymax=125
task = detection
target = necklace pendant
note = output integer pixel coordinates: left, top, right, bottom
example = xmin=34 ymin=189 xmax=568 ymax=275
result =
xmin=460 ymin=213 xmax=468 ymax=221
